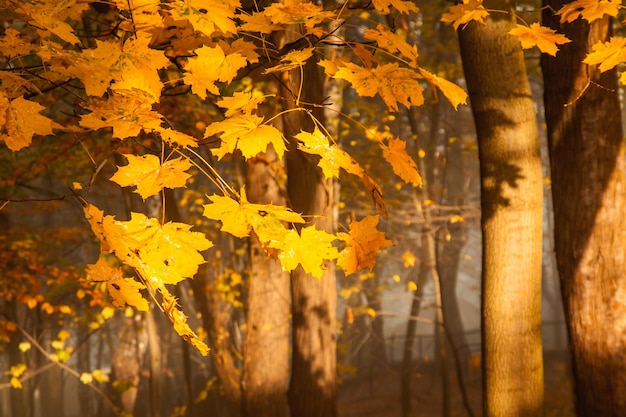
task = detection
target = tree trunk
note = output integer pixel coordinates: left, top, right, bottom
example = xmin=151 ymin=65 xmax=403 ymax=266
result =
xmin=282 ymin=33 xmax=338 ymax=417
xmin=457 ymin=1 xmax=544 ymax=416
xmin=541 ymin=5 xmax=626 ymax=416
xmin=241 ymin=145 xmax=290 ymax=417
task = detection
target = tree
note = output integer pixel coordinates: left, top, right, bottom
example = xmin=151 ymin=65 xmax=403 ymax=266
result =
xmin=541 ymin=2 xmax=626 ymax=415
xmin=455 ymin=0 xmax=544 ymax=415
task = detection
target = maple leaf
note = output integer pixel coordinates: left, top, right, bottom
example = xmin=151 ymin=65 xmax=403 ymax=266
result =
xmin=371 ymin=0 xmax=419 ymax=16
xmin=203 ymin=191 xmax=304 ymax=245
xmin=295 ymin=127 xmax=365 ymax=179
xmin=509 ymin=23 xmax=571 ymax=56
xmin=239 ymin=12 xmax=282 ymax=34
xmin=110 ymin=154 xmax=192 ymax=199
xmin=262 ymin=0 xmax=335 ymax=29
xmin=557 ymin=0 xmax=621 ymax=23
xmin=379 ymin=138 xmax=422 ymax=187
xmin=86 ymin=256 xmax=150 ymax=311
xmin=110 ymin=37 xmax=171 ymax=101
xmin=417 ymin=68 xmax=467 ymax=110
xmin=333 ymin=62 xmax=424 ymax=112
xmin=84 ymin=206 xmax=212 ymax=286
xmin=441 ymin=0 xmax=489 ymax=30
xmin=265 ymin=48 xmax=314 ymax=74
xmin=161 ymin=288 xmax=209 ymax=355
xmin=155 ymin=127 xmax=199 ymax=148
xmin=168 ymin=0 xmax=239 ymax=36
xmin=272 ymin=226 xmax=339 ymax=279
xmin=62 ymin=40 xmax=122 ymax=96
xmin=0 ymin=94 xmax=61 ymax=151
xmin=79 ymin=90 xmax=163 ymax=139
xmin=219 ymin=38 xmax=260 ymax=64
xmin=583 ymin=37 xmax=626 ymax=73
xmin=183 ymin=45 xmax=247 ymax=100
xmin=204 ymin=114 xmax=286 ymax=160
xmin=364 ymin=25 xmax=419 ymax=68
xmin=0 ymin=28 xmax=35 ymax=57
xmin=337 ymin=215 xmax=392 ymax=275
xmin=216 ymin=91 xmax=266 ymax=117
xmin=17 ymin=0 xmax=85 ymax=44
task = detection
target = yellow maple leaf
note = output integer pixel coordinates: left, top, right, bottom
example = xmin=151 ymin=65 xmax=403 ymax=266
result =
xmin=65 ymin=40 xmax=122 ymax=96
xmin=161 ymin=288 xmax=209 ymax=355
xmin=265 ymin=48 xmax=314 ymax=74
xmin=509 ymin=23 xmax=571 ymax=56
xmin=0 ymin=28 xmax=36 ymax=57
xmin=216 ymin=91 xmax=266 ymax=117
xmin=239 ymin=12 xmax=282 ymax=34
xmin=18 ymin=0 xmax=85 ymax=44
xmin=110 ymin=154 xmax=192 ymax=200
xmin=262 ymin=0 xmax=335 ymax=28
xmin=184 ymin=45 xmax=247 ymax=100
xmin=271 ymin=226 xmax=339 ymax=279
xmin=379 ymin=138 xmax=422 ymax=186
xmin=334 ymin=62 xmax=424 ymax=112
xmin=219 ymin=38 xmax=260 ymax=64
xmin=363 ymin=25 xmax=419 ymax=68
xmin=168 ymin=0 xmax=238 ymax=36
xmin=110 ymin=37 xmax=171 ymax=101
xmin=583 ymin=37 xmax=626 ymax=73
xmin=372 ymin=0 xmax=419 ymax=14
xmin=295 ymin=128 xmax=365 ymax=179
xmin=79 ymin=90 xmax=163 ymax=139
xmin=86 ymin=256 xmax=150 ymax=311
xmin=557 ymin=0 xmax=622 ymax=23
xmin=204 ymin=114 xmax=286 ymax=160
xmin=155 ymin=127 xmax=199 ymax=148
xmin=441 ymin=0 xmax=489 ymax=30
xmin=203 ymin=190 xmax=304 ymax=244
xmin=337 ymin=215 xmax=392 ymax=275
xmin=0 ymin=94 xmax=61 ymax=151
xmin=417 ymin=68 xmax=467 ymax=110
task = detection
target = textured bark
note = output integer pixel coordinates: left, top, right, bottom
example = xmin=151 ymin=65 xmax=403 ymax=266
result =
xmin=458 ymin=1 xmax=544 ymax=416
xmin=242 ymin=146 xmax=290 ymax=417
xmin=282 ymin=33 xmax=337 ymax=417
xmin=541 ymin=5 xmax=626 ymax=416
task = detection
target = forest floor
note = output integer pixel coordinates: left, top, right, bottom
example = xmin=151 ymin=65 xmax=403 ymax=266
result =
xmin=337 ymin=350 xmax=574 ymax=417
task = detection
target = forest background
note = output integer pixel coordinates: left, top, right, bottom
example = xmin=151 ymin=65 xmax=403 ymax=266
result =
xmin=1 ymin=0 xmax=625 ymax=416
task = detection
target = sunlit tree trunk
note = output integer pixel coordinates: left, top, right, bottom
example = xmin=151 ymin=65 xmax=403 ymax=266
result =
xmin=242 ymin=144 xmax=290 ymax=417
xmin=457 ymin=1 xmax=544 ymax=415
xmin=541 ymin=5 xmax=626 ymax=416
xmin=281 ymin=32 xmax=338 ymax=417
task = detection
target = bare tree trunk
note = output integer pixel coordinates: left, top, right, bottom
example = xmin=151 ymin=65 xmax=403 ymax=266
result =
xmin=457 ymin=1 xmax=544 ymax=415
xmin=241 ymin=144 xmax=290 ymax=417
xmin=281 ymin=31 xmax=338 ymax=417
xmin=145 ymin=308 xmax=162 ymax=417
xmin=541 ymin=5 xmax=626 ymax=416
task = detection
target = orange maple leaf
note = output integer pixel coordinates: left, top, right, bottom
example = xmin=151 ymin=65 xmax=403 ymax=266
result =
xmin=271 ymin=226 xmax=339 ymax=279
xmin=0 ymin=94 xmax=61 ymax=151
xmin=441 ymin=0 xmax=489 ymax=30
xmin=86 ymin=256 xmax=150 ymax=311
xmin=110 ymin=154 xmax=192 ymax=200
xmin=337 ymin=215 xmax=392 ymax=275
xmin=204 ymin=114 xmax=286 ymax=160
xmin=161 ymin=288 xmax=209 ymax=355
xmin=417 ymin=68 xmax=467 ymax=110
xmin=262 ymin=0 xmax=335 ymax=28
xmin=583 ymin=37 xmax=626 ymax=73
xmin=79 ymin=90 xmax=163 ymax=139
xmin=372 ymin=0 xmax=419 ymax=14
xmin=265 ymin=48 xmax=314 ymax=74
xmin=379 ymin=138 xmax=422 ymax=187
xmin=557 ymin=0 xmax=622 ymax=23
xmin=364 ymin=25 xmax=419 ymax=68
xmin=239 ymin=12 xmax=282 ymax=34
xmin=216 ymin=91 xmax=266 ymax=117
xmin=509 ymin=23 xmax=571 ymax=56
xmin=168 ymin=0 xmax=239 ymax=36
xmin=333 ymin=62 xmax=424 ymax=112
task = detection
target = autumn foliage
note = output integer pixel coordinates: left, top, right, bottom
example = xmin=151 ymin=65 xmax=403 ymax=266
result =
xmin=0 ymin=0 xmax=623 ymax=358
